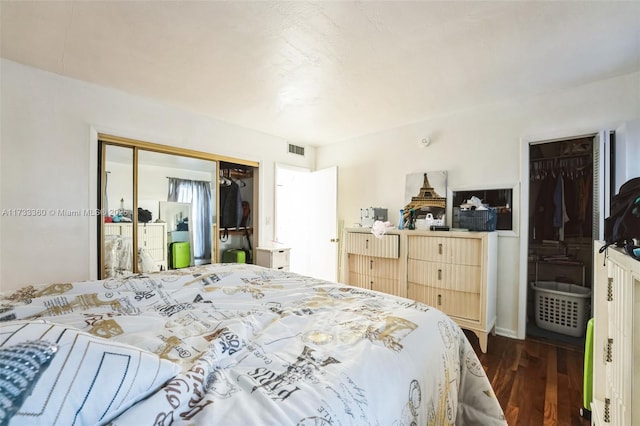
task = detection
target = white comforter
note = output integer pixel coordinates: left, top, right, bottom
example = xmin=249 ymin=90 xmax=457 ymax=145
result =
xmin=0 ymin=264 xmax=506 ymax=425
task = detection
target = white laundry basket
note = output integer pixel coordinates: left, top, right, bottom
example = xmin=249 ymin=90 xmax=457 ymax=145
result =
xmin=531 ymin=281 xmax=591 ymax=337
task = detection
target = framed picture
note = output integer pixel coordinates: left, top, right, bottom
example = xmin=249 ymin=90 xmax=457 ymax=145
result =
xmin=403 ymin=171 xmax=447 ymax=227
xmin=449 ymin=184 xmax=518 ymax=234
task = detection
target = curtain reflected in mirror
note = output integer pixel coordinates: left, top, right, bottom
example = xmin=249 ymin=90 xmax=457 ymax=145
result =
xmin=167 ymin=179 xmax=212 ymax=263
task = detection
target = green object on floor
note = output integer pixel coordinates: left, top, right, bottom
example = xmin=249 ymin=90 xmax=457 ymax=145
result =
xmin=583 ymin=318 xmax=594 ymax=412
xmin=222 ymin=249 xmax=246 ymax=263
xmin=169 ymin=242 xmax=190 ymax=269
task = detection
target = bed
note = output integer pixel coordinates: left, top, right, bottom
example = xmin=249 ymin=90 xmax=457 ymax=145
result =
xmin=0 ymin=263 xmax=506 ymax=425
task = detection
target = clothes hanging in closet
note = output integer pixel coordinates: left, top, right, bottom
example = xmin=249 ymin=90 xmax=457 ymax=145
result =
xmin=533 ymin=175 xmax=557 ymax=241
xmin=553 ymin=174 xmax=570 ymax=240
xmin=532 ymin=171 xmax=592 ymax=242
xmin=220 ymin=180 xmax=242 ymax=229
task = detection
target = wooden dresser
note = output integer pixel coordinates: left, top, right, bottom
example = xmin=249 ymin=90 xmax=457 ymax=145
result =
xmin=406 ymin=232 xmax=497 ymax=353
xmin=592 ymin=242 xmax=640 ymax=425
xmin=343 ymin=231 xmax=402 ymax=295
xmin=342 ymin=228 xmax=497 ymax=352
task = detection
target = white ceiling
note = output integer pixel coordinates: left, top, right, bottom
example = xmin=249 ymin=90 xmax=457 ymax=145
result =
xmin=2 ymin=1 xmax=639 ymax=146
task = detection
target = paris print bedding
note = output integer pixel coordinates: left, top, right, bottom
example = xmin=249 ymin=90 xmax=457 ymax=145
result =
xmin=0 ymin=263 xmax=506 ymax=425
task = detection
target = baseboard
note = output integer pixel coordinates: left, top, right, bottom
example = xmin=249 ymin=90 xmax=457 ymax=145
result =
xmin=495 ymin=327 xmax=520 ymax=340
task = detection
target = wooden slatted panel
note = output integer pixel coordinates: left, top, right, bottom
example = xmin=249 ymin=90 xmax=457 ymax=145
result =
xmin=408 ymin=236 xmax=447 ymax=262
xmin=607 ymin=259 xmax=631 ymax=426
xmin=450 ymin=237 xmax=482 ymax=266
xmin=371 ymin=276 xmax=400 ymax=295
xmin=348 ymin=272 xmax=371 ymax=290
xmin=344 ymin=232 xmax=399 ymax=258
xmin=348 ymin=255 xmax=400 ymax=295
xmin=348 ymin=256 xmax=398 ymax=279
xmin=408 ymin=235 xmax=482 ymax=266
xmin=407 ymin=259 xmax=480 ymax=293
xmin=407 ymin=284 xmax=480 ymax=321
xmin=348 ymin=273 xmax=399 ymax=295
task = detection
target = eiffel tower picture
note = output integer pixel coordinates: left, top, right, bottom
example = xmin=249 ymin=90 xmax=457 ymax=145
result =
xmin=403 ymin=172 xmax=447 ymax=224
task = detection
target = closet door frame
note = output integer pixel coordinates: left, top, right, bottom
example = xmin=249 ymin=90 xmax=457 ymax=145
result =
xmin=96 ymin=133 xmax=258 ymax=278
xmin=518 ymin=127 xmax=613 ymax=340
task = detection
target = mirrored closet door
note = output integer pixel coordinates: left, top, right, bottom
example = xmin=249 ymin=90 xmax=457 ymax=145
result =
xmin=98 ymin=134 xmax=258 ymax=279
xmin=101 ymin=144 xmax=135 ymax=279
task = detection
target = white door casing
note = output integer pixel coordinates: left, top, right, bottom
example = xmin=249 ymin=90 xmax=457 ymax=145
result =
xmin=275 ymin=164 xmax=338 ymax=281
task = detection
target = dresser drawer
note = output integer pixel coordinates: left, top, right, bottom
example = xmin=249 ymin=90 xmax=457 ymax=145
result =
xmin=407 ymin=284 xmax=481 ymax=321
xmin=270 ymin=249 xmax=290 ymax=268
xmin=348 ymin=272 xmax=398 ymax=295
xmin=345 ymin=232 xmax=399 ymax=258
xmin=256 ymin=247 xmax=290 ymax=270
xmin=407 ymin=236 xmax=481 ymax=266
xmin=348 ymin=255 xmax=399 ymax=279
xmin=407 ymin=259 xmax=481 ymax=293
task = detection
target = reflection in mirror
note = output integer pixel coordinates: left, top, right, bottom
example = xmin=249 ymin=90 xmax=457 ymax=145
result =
xmin=102 ymin=145 xmax=134 ymax=278
xmin=138 ymin=150 xmax=217 ymax=269
xmin=160 ymin=201 xmax=193 ymax=268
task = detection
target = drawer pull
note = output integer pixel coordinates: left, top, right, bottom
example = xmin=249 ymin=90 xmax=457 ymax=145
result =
xmin=604 ymin=398 xmax=610 ymax=423
xmin=607 ymin=278 xmax=613 ymax=301
xmin=366 ymin=239 xmax=369 ymax=249
xmin=606 ymin=338 xmax=613 ymax=362
xmin=370 ymin=259 xmax=374 ymax=270
xmin=437 ymin=294 xmax=442 ymax=306
xmin=438 ymin=243 xmax=443 ymax=255
xmin=437 ymin=269 xmax=442 ymax=280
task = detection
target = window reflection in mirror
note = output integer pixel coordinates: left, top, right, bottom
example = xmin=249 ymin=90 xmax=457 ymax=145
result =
xmin=102 ymin=145 xmax=134 ymax=278
xmin=137 ymin=150 xmax=217 ymax=269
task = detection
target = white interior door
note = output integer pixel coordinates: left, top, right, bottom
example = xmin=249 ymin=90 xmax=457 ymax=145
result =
xmin=275 ymin=164 xmax=338 ymax=281
xmin=306 ymin=166 xmax=338 ymax=281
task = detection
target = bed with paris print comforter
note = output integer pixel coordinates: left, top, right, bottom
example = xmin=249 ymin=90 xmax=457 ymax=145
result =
xmin=0 ymin=263 xmax=506 ymax=425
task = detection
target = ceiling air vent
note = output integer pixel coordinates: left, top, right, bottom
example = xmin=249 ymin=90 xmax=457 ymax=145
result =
xmin=288 ymin=143 xmax=305 ymax=156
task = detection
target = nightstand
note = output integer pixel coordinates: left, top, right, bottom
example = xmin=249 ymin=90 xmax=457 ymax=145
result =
xmin=255 ymin=247 xmax=291 ymax=271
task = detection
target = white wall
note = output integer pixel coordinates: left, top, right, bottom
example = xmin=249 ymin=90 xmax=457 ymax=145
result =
xmin=0 ymin=59 xmax=314 ymax=292
xmin=2 ymin=58 xmax=638 ymax=338
xmin=317 ymin=70 xmax=640 ymax=338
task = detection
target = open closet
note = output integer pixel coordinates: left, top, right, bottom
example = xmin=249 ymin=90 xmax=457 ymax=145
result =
xmin=218 ymin=161 xmax=257 ymax=264
xmin=527 ymin=136 xmax=595 ymax=346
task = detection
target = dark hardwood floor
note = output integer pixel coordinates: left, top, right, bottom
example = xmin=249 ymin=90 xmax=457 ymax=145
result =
xmin=466 ymin=331 xmax=591 ymax=426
